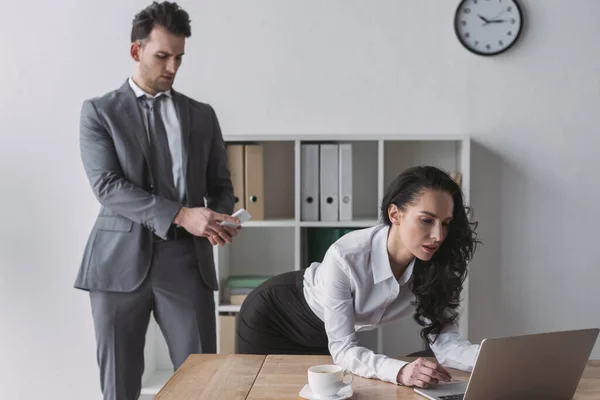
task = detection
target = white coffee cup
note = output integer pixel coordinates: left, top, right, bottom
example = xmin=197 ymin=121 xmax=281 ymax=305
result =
xmin=307 ymin=364 xmax=353 ymax=397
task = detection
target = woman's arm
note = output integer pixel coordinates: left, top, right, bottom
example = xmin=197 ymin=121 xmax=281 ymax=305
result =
xmin=428 ymin=322 xmax=480 ymax=372
xmin=321 ymin=246 xmax=407 ymax=384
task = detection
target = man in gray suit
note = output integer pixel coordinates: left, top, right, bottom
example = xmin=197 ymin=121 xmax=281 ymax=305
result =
xmin=75 ymin=2 xmax=241 ymax=399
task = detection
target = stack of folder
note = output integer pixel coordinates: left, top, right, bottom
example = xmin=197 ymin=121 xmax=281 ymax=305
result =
xmin=226 ymin=144 xmax=264 ymax=220
xmin=301 ymin=143 xmax=353 ymax=221
xmin=222 ymin=275 xmax=272 ymax=305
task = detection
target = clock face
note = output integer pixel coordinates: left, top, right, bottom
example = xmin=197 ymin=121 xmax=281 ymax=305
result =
xmin=454 ymin=0 xmax=523 ymax=56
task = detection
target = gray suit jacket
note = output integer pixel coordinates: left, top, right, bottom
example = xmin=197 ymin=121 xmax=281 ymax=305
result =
xmin=75 ymin=80 xmax=234 ymax=292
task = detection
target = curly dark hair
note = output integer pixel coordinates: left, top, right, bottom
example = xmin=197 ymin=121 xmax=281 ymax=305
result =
xmin=131 ymin=1 xmax=191 ymax=43
xmin=380 ymin=165 xmax=480 ymax=345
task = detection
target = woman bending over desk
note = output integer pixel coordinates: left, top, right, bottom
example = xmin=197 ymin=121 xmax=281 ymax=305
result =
xmin=236 ymin=165 xmax=481 ymax=388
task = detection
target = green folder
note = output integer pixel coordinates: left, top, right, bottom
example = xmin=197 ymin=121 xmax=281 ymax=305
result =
xmin=305 ymin=228 xmax=359 ymax=265
xmin=224 ymin=275 xmax=271 ymax=289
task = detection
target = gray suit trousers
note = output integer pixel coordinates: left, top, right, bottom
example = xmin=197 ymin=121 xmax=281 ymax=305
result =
xmin=90 ymin=237 xmax=215 ymax=400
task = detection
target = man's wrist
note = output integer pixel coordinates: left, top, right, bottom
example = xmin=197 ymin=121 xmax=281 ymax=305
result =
xmin=173 ymin=207 xmax=188 ymax=226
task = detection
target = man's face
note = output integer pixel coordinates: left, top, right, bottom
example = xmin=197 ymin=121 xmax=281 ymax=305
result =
xmin=131 ymin=24 xmax=185 ymax=94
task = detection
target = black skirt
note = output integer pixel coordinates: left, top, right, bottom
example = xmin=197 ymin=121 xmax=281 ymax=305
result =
xmin=236 ymin=269 xmax=329 ymax=355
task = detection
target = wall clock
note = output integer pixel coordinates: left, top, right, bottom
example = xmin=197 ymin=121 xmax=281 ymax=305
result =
xmin=454 ymin=0 xmax=523 ymax=56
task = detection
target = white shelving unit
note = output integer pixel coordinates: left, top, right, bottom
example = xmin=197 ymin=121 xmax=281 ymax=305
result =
xmin=140 ymin=134 xmax=471 ymax=396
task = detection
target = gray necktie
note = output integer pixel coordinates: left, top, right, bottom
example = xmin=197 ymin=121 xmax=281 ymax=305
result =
xmin=143 ymin=95 xmax=177 ymax=201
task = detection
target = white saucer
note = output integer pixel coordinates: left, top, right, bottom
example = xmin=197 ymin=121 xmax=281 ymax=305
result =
xmin=299 ymin=383 xmax=353 ymax=399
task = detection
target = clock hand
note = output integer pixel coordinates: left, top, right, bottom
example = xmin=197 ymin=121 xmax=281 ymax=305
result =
xmin=489 ymin=10 xmax=506 ymax=21
xmin=478 ymin=14 xmax=490 ymax=23
xmin=489 ymin=19 xmax=506 ymax=23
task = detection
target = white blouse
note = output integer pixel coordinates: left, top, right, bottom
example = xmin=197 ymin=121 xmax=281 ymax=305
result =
xmin=302 ymin=224 xmax=480 ymax=384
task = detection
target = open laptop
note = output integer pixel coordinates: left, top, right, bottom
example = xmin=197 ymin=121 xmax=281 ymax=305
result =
xmin=414 ymin=328 xmax=599 ymax=400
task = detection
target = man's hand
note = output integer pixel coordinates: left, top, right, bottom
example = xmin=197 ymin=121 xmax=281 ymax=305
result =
xmin=397 ymin=357 xmax=452 ymax=388
xmin=174 ymin=207 xmax=240 ymax=245
xmin=207 ymin=225 xmax=239 ymax=246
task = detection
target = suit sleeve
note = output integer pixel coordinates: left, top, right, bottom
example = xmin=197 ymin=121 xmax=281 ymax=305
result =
xmin=79 ymin=99 xmax=181 ymax=239
xmin=204 ymin=105 xmax=234 ymax=215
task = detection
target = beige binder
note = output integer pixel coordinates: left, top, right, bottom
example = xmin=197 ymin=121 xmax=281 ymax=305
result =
xmin=450 ymin=172 xmax=462 ymax=186
xmin=219 ymin=315 xmax=236 ymax=354
xmin=244 ymin=144 xmax=265 ymax=220
xmin=226 ymin=144 xmax=245 ymax=212
xmin=230 ymin=294 xmax=248 ymax=305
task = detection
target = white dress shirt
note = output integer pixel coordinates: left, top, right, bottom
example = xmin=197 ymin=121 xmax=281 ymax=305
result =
xmin=128 ymin=77 xmax=185 ymax=202
xmin=303 ymin=224 xmax=480 ymax=384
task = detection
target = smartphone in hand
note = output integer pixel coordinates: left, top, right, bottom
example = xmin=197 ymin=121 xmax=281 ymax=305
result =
xmin=220 ymin=208 xmax=252 ymax=229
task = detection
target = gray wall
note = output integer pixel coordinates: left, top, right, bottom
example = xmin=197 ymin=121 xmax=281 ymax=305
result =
xmin=1 ymin=1 xmax=599 ymax=398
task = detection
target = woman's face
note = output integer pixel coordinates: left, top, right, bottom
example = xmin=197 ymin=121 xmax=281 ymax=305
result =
xmin=389 ymin=189 xmax=454 ymax=261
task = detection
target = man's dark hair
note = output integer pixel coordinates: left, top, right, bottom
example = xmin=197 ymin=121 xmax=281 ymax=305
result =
xmin=131 ymin=1 xmax=191 ymax=43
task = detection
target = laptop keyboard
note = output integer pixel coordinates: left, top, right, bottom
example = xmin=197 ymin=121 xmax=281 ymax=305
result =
xmin=439 ymin=395 xmax=464 ymax=400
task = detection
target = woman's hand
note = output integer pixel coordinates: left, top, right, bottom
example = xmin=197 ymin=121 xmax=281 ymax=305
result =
xmin=397 ymin=357 xmax=452 ymax=388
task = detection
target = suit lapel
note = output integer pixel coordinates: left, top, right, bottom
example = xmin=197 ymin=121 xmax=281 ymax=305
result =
xmin=116 ymin=81 xmax=152 ymax=168
xmin=172 ymin=90 xmax=190 ymax=181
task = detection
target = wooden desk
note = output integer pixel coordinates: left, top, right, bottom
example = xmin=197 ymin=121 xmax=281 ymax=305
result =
xmin=153 ymin=354 xmax=264 ymax=399
xmin=155 ymin=354 xmax=600 ymax=399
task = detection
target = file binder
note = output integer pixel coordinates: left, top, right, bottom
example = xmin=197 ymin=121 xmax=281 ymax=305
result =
xmin=301 ymin=144 xmax=320 ymax=221
xmin=338 ymin=144 xmax=353 ymax=221
xmin=244 ymin=144 xmax=265 ymax=220
xmin=226 ymin=144 xmax=245 ymax=212
xmin=450 ymin=171 xmax=463 ymax=186
xmin=218 ymin=315 xmax=236 ymax=354
xmin=319 ymin=144 xmax=339 ymax=221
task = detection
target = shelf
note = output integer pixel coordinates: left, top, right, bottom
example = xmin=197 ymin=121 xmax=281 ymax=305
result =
xmin=301 ymin=226 xmax=364 ymax=267
xmin=219 ymin=304 xmax=242 ymax=312
xmin=141 ymin=369 xmax=172 ymax=395
xmin=243 ymin=219 xmax=296 ymax=227
xmin=224 ymin=226 xmax=296 ymax=277
xmin=240 ymin=220 xmax=379 ymax=228
xmin=224 ymin=133 xmax=469 ymax=142
xmin=299 ymin=220 xmax=379 ymax=228
xmin=383 ymin=140 xmax=465 ymax=190
xmin=145 ymin=135 xmax=471 ymax=374
xmin=299 ymin=140 xmax=379 ymax=222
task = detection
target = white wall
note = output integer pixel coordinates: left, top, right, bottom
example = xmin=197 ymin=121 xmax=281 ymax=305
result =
xmin=1 ymin=0 xmax=599 ymax=398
